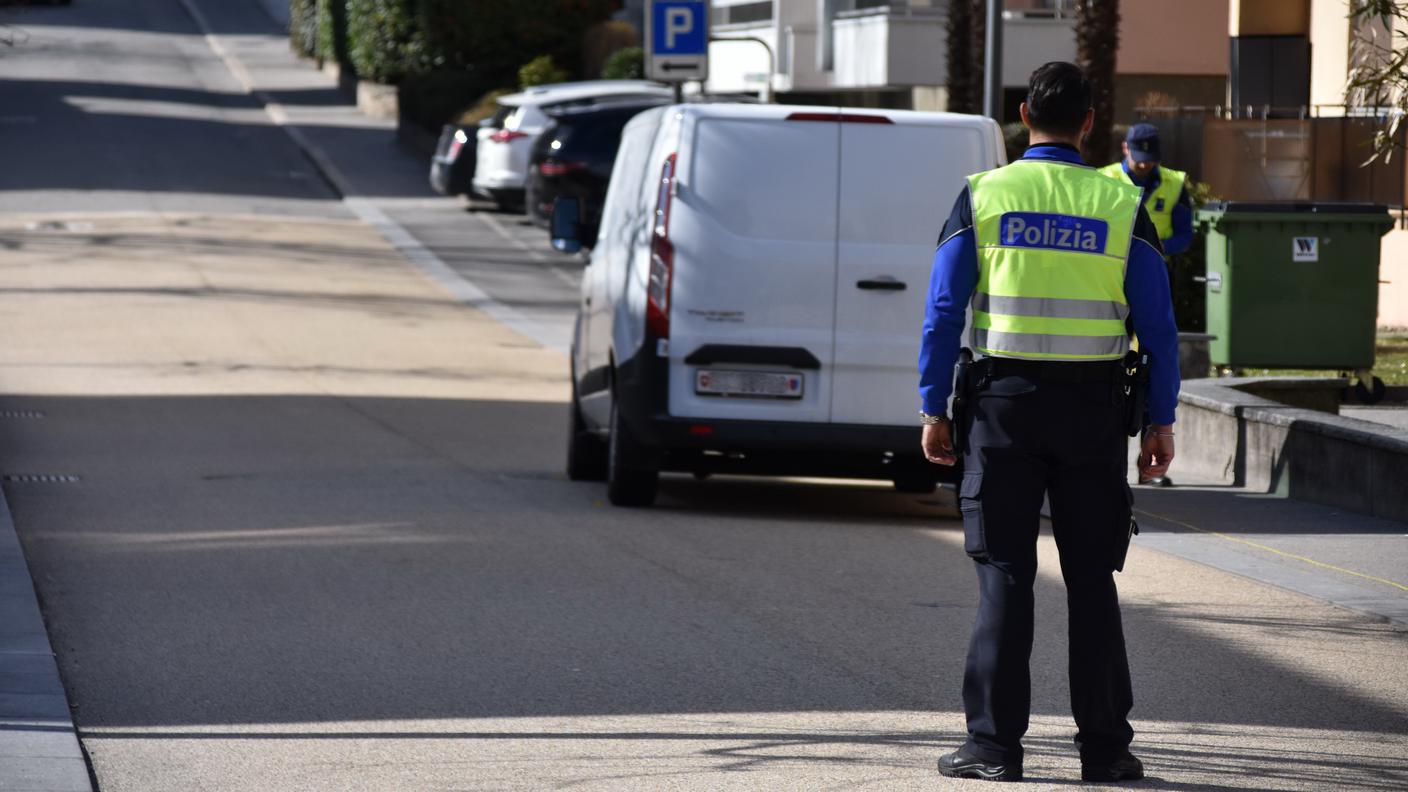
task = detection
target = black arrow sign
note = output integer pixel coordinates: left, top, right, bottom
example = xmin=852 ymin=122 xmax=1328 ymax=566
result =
xmin=660 ymin=61 xmax=702 ymax=72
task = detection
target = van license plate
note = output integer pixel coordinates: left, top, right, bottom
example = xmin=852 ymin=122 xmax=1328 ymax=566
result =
xmin=695 ymin=369 xmax=803 ymax=399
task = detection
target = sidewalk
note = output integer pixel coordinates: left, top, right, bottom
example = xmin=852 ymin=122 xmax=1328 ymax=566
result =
xmin=0 ymin=485 xmax=91 ymax=792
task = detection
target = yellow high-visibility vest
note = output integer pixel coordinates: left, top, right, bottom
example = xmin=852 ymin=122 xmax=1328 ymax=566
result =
xmin=966 ymin=159 xmax=1142 ymax=360
xmin=1099 ymin=162 xmax=1187 ymax=242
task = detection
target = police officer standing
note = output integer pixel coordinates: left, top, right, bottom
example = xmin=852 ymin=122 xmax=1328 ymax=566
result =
xmin=1100 ymin=124 xmax=1195 ymax=256
xmin=917 ymin=62 xmax=1180 ymax=783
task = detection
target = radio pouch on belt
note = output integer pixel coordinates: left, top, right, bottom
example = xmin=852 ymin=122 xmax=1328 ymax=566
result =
xmin=1122 ymin=350 xmax=1150 ymax=437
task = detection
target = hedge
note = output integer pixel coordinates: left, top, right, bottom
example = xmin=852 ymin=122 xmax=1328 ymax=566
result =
xmin=299 ymin=0 xmax=618 ymax=131
xmin=601 ymin=47 xmax=644 ymax=80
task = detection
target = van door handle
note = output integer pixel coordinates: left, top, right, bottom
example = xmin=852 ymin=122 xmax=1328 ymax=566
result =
xmin=856 ymin=277 xmax=906 ymax=291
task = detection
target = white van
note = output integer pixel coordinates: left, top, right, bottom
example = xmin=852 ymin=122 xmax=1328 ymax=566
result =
xmin=552 ymin=103 xmax=1005 ymax=506
xmin=472 ymin=80 xmax=674 ymax=209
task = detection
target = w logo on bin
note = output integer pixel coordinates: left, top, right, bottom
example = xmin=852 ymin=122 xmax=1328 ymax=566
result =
xmin=1292 ymin=236 xmax=1319 ymax=262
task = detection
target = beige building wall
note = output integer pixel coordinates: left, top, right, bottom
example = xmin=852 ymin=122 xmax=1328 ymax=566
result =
xmin=1119 ymin=0 xmax=1230 ymax=76
xmin=1382 ymin=229 xmax=1408 ymax=330
xmin=1309 ymin=0 xmax=1352 ymax=114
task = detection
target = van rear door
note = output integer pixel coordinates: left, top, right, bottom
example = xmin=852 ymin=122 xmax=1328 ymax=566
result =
xmin=830 ymin=115 xmax=994 ymax=426
xmin=665 ymin=113 xmax=840 ymax=423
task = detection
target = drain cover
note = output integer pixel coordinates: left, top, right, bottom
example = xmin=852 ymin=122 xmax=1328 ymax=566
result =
xmin=0 ymin=410 xmax=46 ymax=419
xmin=3 ymin=474 xmax=80 ymax=483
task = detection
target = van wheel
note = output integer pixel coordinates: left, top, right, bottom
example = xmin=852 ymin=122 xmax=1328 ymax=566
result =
xmin=566 ymin=381 xmax=607 ymax=481
xmin=892 ymin=471 xmax=938 ymax=494
xmin=607 ymin=401 xmax=658 ymax=507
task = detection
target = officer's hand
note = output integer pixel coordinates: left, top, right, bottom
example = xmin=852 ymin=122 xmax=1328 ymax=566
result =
xmin=1138 ymin=424 xmax=1175 ymax=481
xmin=922 ymin=420 xmax=957 ymax=466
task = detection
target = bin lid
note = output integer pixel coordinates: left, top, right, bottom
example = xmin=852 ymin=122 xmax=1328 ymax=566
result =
xmin=1202 ymin=201 xmax=1389 ymax=214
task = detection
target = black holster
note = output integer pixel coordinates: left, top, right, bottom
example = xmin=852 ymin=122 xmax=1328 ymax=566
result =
xmin=1121 ymin=350 xmax=1151 ymax=438
xmin=951 ymin=347 xmax=975 ymax=456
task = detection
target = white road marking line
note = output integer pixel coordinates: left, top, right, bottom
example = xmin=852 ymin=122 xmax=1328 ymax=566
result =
xmin=175 ymin=0 xmax=570 ymax=356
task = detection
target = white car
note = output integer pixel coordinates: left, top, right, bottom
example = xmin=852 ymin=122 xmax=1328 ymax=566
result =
xmin=552 ymin=103 xmax=1005 ymax=506
xmin=471 ymin=81 xmax=674 ymax=209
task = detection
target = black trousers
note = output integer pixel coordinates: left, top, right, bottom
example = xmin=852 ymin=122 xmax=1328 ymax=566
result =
xmin=955 ymin=368 xmax=1134 ymax=766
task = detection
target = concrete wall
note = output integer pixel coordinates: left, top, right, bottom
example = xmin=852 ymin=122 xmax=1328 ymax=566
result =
xmin=1381 ymin=228 xmax=1408 ymax=330
xmin=1001 ymin=16 xmax=1076 ymax=88
xmin=1176 ymin=378 xmax=1408 ymax=523
xmin=1115 ymin=75 xmax=1227 ymax=120
xmin=707 ymin=25 xmax=777 ymax=95
xmin=1119 ymin=0 xmax=1229 ymax=76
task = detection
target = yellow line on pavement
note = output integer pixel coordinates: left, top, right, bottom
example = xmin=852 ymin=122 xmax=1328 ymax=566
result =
xmin=1134 ymin=507 xmax=1408 ymax=593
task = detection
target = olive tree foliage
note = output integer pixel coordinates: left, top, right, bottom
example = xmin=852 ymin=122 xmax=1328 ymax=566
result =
xmin=1345 ymin=0 xmax=1408 ymax=162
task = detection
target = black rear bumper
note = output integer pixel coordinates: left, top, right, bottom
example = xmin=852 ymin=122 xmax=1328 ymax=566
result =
xmin=612 ymin=339 xmax=953 ymax=483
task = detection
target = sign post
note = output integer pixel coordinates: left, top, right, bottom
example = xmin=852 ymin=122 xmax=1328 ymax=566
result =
xmin=646 ymin=0 xmax=710 ymax=95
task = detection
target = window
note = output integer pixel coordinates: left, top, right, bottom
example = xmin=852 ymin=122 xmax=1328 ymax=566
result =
xmin=712 ymin=1 xmax=772 ymax=26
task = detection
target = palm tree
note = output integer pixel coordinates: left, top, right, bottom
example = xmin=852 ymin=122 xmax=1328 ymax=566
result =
xmin=1075 ymin=0 xmax=1120 ymax=164
xmin=946 ymin=0 xmax=989 ymax=114
xmin=946 ymin=0 xmax=975 ymax=113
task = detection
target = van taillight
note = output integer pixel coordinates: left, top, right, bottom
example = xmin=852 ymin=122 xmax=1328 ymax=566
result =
xmin=489 ymin=129 xmax=528 ymax=143
xmin=647 ymin=153 xmax=677 ymax=338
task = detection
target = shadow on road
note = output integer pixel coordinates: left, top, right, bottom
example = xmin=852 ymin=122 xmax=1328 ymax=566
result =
xmin=0 ymin=392 xmax=1402 ymax=759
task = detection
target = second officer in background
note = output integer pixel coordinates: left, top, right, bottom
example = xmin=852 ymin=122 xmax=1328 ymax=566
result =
xmin=1099 ymin=123 xmax=1195 ymax=257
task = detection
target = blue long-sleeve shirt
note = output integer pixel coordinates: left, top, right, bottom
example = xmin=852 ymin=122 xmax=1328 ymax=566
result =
xmin=918 ymin=143 xmax=1181 ymax=425
xmin=1122 ymin=160 xmax=1194 ymax=256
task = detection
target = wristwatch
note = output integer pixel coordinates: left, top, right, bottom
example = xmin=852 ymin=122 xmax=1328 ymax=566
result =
xmin=920 ymin=412 xmax=946 ymax=425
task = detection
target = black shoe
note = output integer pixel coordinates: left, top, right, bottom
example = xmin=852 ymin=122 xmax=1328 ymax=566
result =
xmin=1081 ymin=751 xmax=1144 ymax=782
xmin=937 ymin=749 xmax=1023 ymax=782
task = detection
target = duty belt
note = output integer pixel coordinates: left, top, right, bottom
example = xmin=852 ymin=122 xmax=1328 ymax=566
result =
xmin=977 ymin=356 xmax=1125 ymax=384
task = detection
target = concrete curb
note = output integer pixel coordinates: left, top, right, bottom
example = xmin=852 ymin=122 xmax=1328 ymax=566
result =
xmin=1177 ymin=377 xmax=1408 ymax=522
xmin=0 ymin=484 xmax=93 ymax=791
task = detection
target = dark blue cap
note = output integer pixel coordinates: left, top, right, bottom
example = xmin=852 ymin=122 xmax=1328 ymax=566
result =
xmin=1125 ymin=123 xmax=1161 ymax=162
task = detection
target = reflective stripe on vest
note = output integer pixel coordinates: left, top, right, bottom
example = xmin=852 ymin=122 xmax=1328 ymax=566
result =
xmin=1098 ymin=162 xmax=1186 ymax=241
xmin=966 ymin=159 xmax=1142 ymax=361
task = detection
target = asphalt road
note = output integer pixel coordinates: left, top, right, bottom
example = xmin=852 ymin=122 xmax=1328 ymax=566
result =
xmin=0 ymin=1 xmax=1406 ymax=790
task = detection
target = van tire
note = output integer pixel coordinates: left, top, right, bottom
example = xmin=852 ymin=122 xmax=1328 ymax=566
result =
xmin=606 ymin=401 xmax=658 ymax=507
xmin=566 ymin=381 xmax=607 ymax=481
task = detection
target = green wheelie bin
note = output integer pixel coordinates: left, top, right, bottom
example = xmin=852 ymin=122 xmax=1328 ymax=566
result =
xmin=1195 ymin=202 xmax=1396 ymax=402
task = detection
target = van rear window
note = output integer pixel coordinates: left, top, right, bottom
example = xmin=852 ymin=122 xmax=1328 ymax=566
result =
xmin=690 ymin=119 xmax=838 ymax=243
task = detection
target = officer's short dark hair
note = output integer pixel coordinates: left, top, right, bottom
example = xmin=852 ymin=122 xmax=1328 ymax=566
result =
xmin=1024 ymin=62 xmax=1092 ymax=136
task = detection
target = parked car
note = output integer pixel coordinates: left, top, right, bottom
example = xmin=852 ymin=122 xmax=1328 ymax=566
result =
xmin=472 ymin=81 xmax=673 ymax=210
xmin=525 ymin=98 xmax=671 ymax=231
xmin=551 ymin=103 xmax=1005 ymax=506
xmin=429 ymin=122 xmax=480 ymax=196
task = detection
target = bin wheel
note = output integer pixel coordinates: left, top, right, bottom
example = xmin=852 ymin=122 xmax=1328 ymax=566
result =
xmin=1353 ymin=376 xmax=1387 ymax=405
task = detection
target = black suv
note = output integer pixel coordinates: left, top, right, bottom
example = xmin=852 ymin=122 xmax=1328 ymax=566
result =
xmin=525 ymin=99 xmax=668 ymax=232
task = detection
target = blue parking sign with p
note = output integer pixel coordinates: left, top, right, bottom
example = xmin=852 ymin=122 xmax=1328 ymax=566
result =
xmin=652 ymin=1 xmax=707 ymax=55
xmin=646 ymin=0 xmax=708 ymax=82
